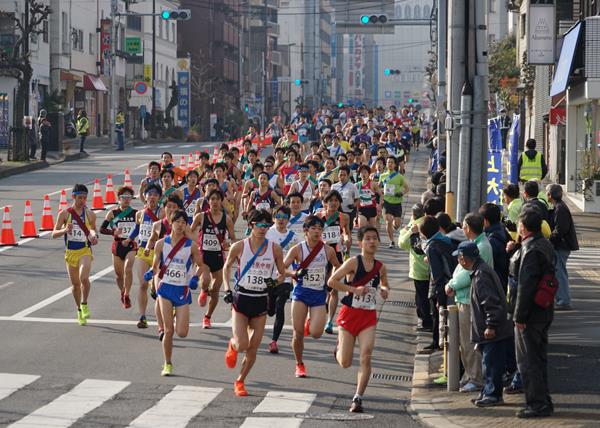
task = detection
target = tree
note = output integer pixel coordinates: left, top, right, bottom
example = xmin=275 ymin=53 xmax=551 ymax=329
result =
xmin=0 ymin=1 xmax=50 ymax=161
xmin=488 ymin=35 xmax=521 ymax=112
xmin=424 ymin=49 xmax=438 ymax=112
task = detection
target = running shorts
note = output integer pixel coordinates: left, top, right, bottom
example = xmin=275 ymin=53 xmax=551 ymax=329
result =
xmin=135 ymin=247 xmax=154 ymax=266
xmin=358 ymin=206 xmax=377 ymax=220
xmin=336 ymin=305 xmax=377 ymax=337
xmin=202 ymin=250 xmax=225 ymax=273
xmin=233 ymin=293 xmax=268 ymax=319
xmin=157 ymin=283 xmax=191 ymax=307
xmin=65 ymin=247 xmax=93 ymax=268
xmin=112 ymin=240 xmax=137 ymax=261
xmin=383 ymin=201 xmax=403 ymax=218
xmin=292 ymin=285 xmax=327 ymax=307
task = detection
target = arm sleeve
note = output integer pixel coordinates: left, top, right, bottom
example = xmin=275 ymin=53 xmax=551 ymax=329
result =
xmin=479 ymin=274 xmax=503 ymax=328
xmin=448 ymin=264 xmax=471 ymax=291
xmin=100 ymin=220 xmax=114 ymax=236
xmin=128 ymin=223 xmax=140 ymax=240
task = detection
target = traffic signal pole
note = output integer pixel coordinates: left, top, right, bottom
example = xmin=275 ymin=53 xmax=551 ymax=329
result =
xmin=109 ymin=0 xmax=117 ymax=147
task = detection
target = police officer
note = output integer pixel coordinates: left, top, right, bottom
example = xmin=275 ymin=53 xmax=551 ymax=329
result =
xmin=518 ymin=139 xmax=547 ymax=183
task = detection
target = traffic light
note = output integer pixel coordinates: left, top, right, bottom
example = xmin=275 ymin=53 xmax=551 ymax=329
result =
xmin=244 ymin=104 xmax=249 ymax=113
xmin=337 ymin=102 xmax=344 ymax=108
xmin=360 ymin=14 xmax=388 ymax=25
xmin=294 ymin=79 xmax=308 ymax=86
xmin=160 ymin=9 xmax=191 ymax=20
xmin=407 ymin=98 xmax=414 ymax=103
xmin=384 ymin=68 xmax=400 ymax=75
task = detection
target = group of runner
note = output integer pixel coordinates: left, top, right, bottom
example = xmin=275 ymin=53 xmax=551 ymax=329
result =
xmin=52 ymin=104 xmax=424 ymax=413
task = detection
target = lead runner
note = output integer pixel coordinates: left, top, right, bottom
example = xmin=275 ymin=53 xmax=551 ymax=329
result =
xmin=327 ymin=225 xmax=390 ymax=413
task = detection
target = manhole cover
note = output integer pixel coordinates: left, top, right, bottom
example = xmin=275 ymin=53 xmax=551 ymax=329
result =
xmin=298 ymin=413 xmax=375 ymax=421
xmin=386 ymin=300 xmax=416 ymax=308
xmin=371 ymin=373 xmax=413 ymax=382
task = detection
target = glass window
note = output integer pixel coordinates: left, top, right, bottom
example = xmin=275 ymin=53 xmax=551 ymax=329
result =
xmin=405 ymin=5 xmax=411 ymax=19
xmin=414 ymin=5 xmax=421 ymax=19
xmin=395 ymin=5 xmax=402 ymax=19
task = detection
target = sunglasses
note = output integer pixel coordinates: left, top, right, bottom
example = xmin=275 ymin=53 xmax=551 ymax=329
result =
xmin=120 ymin=194 xmax=133 ymax=199
xmin=274 ymin=214 xmax=289 ymax=219
xmin=254 ymin=222 xmax=273 ymax=228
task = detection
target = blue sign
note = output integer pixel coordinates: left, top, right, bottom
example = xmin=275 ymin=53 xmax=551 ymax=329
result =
xmin=0 ymin=93 xmax=8 ymax=149
xmin=508 ymin=114 xmax=520 ymax=184
xmin=487 ymin=119 xmax=503 ymax=204
xmin=177 ymin=70 xmax=190 ymax=131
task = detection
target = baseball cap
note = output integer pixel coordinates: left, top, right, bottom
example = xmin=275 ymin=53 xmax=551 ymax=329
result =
xmin=452 ymin=241 xmax=479 ymax=258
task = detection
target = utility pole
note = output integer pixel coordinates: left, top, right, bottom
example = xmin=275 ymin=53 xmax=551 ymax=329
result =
xmin=436 ymin=0 xmax=447 ymax=149
xmin=109 ymin=0 xmax=117 ymax=147
xmin=152 ymin=0 xmax=156 ymax=136
xmin=456 ymin=80 xmax=472 ymax=221
xmin=24 ymin=0 xmax=30 ymax=117
xmin=262 ymin=0 xmax=268 ymax=132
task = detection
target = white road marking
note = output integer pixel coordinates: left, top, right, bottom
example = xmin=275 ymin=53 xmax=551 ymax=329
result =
xmin=135 ymin=145 xmax=150 ymax=149
xmin=134 ymin=162 xmax=149 ymax=170
xmin=0 ymin=281 xmax=15 ymax=290
xmin=179 ymin=144 xmax=195 ymax=148
xmin=10 ymin=265 xmax=114 ymax=319
xmin=253 ymin=391 xmax=316 ymax=414
xmin=157 ymin=144 xmax=173 ymax=148
xmin=128 ymin=385 xmax=222 ymax=428
xmin=8 ymin=378 xmax=129 ymax=428
xmin=0 ymin=231 xmax=52 ymax=254
xmin=0 ymin=373 xmax=40 ymax=401
xmin=240 ymin=418 xmax=302 ymax=428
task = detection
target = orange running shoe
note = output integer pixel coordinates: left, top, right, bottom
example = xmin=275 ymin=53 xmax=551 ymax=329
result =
xmin=198 ymin=290 xmax=208 ymax=307
xmin=295 ymin=363 xmax=307 ymax=378
xmin=304 ymin=318 xmax=310 ymax=337
xmin=234 ymin=380 xmax=248 ymax=397
xmin=225 ymin=339 xmax=238 ymax=369
xmin=202 ymin=315 xmax=211 ymax=329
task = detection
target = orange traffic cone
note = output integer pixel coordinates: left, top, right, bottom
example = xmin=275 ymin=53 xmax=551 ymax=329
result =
xmin=58 ymin=189 xmax=68 ymax=214
xmin=105 ymin=174 xmax=117 ymax=204
xmin=0 ymin=206 xmax=18 ymax=246
xmin=212 ymin=146 xmax=219 ymax=164
xmin=20 ymin=200 xmax=39 ymax=238
xmin=194 ymin=151 xmax=201 ymax=168
xmin=39 ymin=194 xmax=54 ymax=231
xmin=123 ymin=169 xmax=133 ymax=188
xmin=179 ymin=155 xmax=187 ymax=171
xmin=187 ymin=153 xmax=194 ymax=171
xmin=91 ymin=178 xmax=105 ymax=210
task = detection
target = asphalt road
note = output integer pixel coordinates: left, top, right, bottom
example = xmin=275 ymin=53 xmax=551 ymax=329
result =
xmin=0 ymin=141 xmax=422 ymax=428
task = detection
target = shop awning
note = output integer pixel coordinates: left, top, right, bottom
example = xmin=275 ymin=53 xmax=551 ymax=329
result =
xmin=60 ymin=70 xmax=82 ymax=82
xmin=83 ymin=75 xmax=108 ymax=92
xmin=550 ymin=22 xmax=583 ymax=97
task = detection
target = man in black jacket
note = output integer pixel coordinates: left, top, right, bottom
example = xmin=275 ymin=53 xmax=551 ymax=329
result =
xmin=455 ymin=242 xmax=513 ymax=407
xmin=546 ymin=184 xmax=579 ymax=310
xmin=514 ymin=208 xmax=556 ymax=418
xmin=522 ymin=180 xmax=549 ymax=221
xmin=479 ymin=203 xmax=510 ymax=291
xmin=418 ymin=215 xmax=457 ymax=353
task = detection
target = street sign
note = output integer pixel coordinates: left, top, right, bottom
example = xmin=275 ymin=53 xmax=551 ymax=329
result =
xmin=134 ymin=81 xmax=148 ymax=95
xmin=125 ymin=37 xmax=141 ymax=54
xmin=143 ymin=64 xmax=152 ymax=86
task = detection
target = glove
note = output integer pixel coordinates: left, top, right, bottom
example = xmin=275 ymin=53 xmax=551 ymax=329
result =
xmin=143 ymin=269 xmax=154 ymax=282
xmin=295 ymin=268 xmax=308 ymax=280
xmin=224 ymin=290 xmax=233 ymax=304
xmin=189 ymin=275 xmax=199 ymax=290
xmin=264 ymin=278 xmax=278 ymax=289
xmin=150 ymin=286 xmax=157 ymax=300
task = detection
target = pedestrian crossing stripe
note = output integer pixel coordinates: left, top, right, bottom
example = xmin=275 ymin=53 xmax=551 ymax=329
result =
xmin=1 ymin=373 xmax=320 ymax=428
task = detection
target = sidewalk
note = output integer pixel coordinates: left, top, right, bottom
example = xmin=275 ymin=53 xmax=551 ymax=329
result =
xmin=410 ymin=159 xmax=600 ymax=427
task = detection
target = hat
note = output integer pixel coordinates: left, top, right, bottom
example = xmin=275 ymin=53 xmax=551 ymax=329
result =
xmin=452 ymin=241 xmax=479 ymax=258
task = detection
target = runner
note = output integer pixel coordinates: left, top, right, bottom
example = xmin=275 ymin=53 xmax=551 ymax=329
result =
xmin=152 ymin=209 xmax=204 ymax=376
xmin=320 ymin=190 xmax=352 ymax=334
xmin=288 ymin=163 xmax=315 ymax=211
xmin=284 ymin=215 xmax=341 ymax=376
xmin=222 ymin=209 xmax=286 ymax=396
xmin=195 ymin=178 xmax=219 ymax=215
xmin=128 ymin=183 xmax=164 ymax=328
xmin=328 ymin=225 xmax=390 ymax=413
xmin=158 ymin=169 xmax=178 ymax=206
xmin=380 ymin=156 xmax=409 ymax=248
xmin=240 ymin=163 xmax=263 ymax=217
xmin=139 ymin=161 xmax=162 ymax=203
xmin=279 ymin=149 xmax=299 ymax=195
xmin=214 ymin=162 xmax=236 ymax=219
xmin=356 ymin=165 xmax=382 ymax=227
xmin=286 ymin=192 xmax=308 ymax=244
xmin=245 ymin=172 xmax=282 ymax=214
xmin=191 ymin=189 xmax=236 ymax=328
xmin=100 ymin=186 xmax=138 ymax=309
xmin=265 ymin=206 xmax=296 ymax=354
xmin=309 ymin=179 xmax=332 ymax=214
xmin=178 ymin=170 xmax=201 ymax=225
xmin=52 ymin=184 xmax=99 ymax=326
xmin=332 ymin=166 xmax=359 ymax=231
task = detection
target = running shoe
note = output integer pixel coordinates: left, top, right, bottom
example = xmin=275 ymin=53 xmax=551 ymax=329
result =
xmin=225 ymin=339 xmax=238 ymax=369
xmin=198 ymin=290 xmax=208 ymax=307
xmin=234 ymin=380 xmax=248 ymax=397
xmin=150 ymin=287 xmax=157 ymax=300
xmin=77 ymin=310 xmax=87 ymax=326
xmin=120 ymin=291 xmax=125 ymax=306
xmin=137 ymin=316 xmax=148 ymax=329
xmin=80 ymin=303 xmax=90 ymax=320
xmin=388 ymin=242 xmax=395 ymax=249
xmin=202 ymin=315 xmax=211 ymax=329
xmin=123 ymin=294 xmax=132 ymax=309
xmin=324 ymin=320 xmax=334 ymax=335
xmin=161 ymin=363 xmax=173 ymax=377
xmin=304 ymin=318 xmax=311 ymax=337
xmin=350 ymin=397 xmax=364 ymax=413
xmin=268 ymin=340 xmax=279 ymax=354
xmin=158 ymin=329 xmax=165 ymax=342
xmin=295 ymin=363 xmax=307 ymax=378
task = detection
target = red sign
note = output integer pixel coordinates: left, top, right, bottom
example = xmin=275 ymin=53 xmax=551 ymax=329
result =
xmin=134 ymin=81 xmax=147 ymax=95
xmin=550 ymin=107 xmax=566 ymax=125
xmin=100 ymin=19 xmax=111 ymax=75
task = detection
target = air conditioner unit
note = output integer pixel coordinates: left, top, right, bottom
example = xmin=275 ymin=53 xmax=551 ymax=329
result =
xmin=271 ymin=51 xmax=281 ymax=66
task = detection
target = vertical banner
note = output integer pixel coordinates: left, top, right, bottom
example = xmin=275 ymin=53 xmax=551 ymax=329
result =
xmin=508 ymin=114 xmax=520 ymax=184
xmin=177 ymin=57 xmax=191 ymax=132
xmin=0 ymin=93 xmax=9 ymax=148
xmin=100 ymin=19 xmax=111 ymax=75
xmin=487 ymin=119 xmax=503 ymax=204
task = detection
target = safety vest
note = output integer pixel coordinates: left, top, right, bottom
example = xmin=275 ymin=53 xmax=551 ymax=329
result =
xmin=77 ymin=117 xmax=89 ymax=135
xmin=520 ymin=152 xmax=542 ymax=181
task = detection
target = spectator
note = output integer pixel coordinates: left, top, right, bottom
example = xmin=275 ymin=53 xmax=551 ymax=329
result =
xmin=37 ymin=110 xmax=51 ymax=162
xmin=453 ymin=241 xmax=512 ymax=407
xmin=418 ymin=215 xmax=457 ymax=354
xmin=514 ymin=208 xmax=555 ymax=418
xmin=546 ymin=184 xmax=579 ymax=310
xmin=522 ymin=180 xmax=548 ymax=221
xmin=518 ymin=138 xmax=547 ymax=183
xmin=399 ymin=204 xmax=432 ymax=332
xmin=436 ymin=212 xmax=467 ymax=246
xmin=502 ymin=184 xmax=522 ymax=239
xmin=76 ymin=110 xmax=89 ymax=154
xmin=479 ymin=203 xmax=511 ymax=291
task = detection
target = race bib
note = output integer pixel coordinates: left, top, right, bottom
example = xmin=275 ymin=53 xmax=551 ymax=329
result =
xmin=139 ymin=222 xmax=152 ymax=242
xmin=285 ymin=174 xmax=297 ymax=184
xmin=243 ymin=268 xmax=270 ymax=291
xmin=256 ymin=201 xmax=271 ymax=211
xmin=302 ymin=267 xmax=326 ymax=290
xmin=298 ymin=129 xmax=307 ymax=136
xmin=118 ymin=221 xmax=135 ymax=239
xmin=69 ymin=223 xmax=87 ymax=243
xmin=202 ymin=233 xmax=221 ymax=251
xmin=384 ymin=183 xmax=395 ymax=196
xmin=359 ymin=189 xmax=372 ymax=207
xmin=164 ymin=261 xmax=187 ymax=286
xmin=352 ymin=287 xmax=377 ymax=310
xmin=322 ymin=225 xmax=341 ymax=244
xmin=185 ymin=203 xmax=196 ymax=218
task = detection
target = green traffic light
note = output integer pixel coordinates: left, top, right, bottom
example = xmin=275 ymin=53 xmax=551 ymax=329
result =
xmin=360 ymin=15 xmax=369 ymax=25
xmin=161 ymin=10 xmax=171 ymax=19
xmin=384 ymin=68 xmax=391 ymax=76
xmin=408 ymin=98 xmax=414 ymax=103
xmin=294 ymin=79 xmax=301 ymax=86
xmin=337 ymin=102 xmax=343 ymax=108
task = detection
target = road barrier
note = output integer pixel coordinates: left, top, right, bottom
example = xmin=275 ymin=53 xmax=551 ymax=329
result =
xmin=0 ymin=206 xmax=18 ymax=246
xmin=39 ymin=195 xmax=54 ymax=231
xmin=20 ymin=200 xmax=39 ymax=238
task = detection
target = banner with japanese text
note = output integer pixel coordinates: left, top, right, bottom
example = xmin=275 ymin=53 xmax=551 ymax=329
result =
xmin=487 ymin=119 xmax=503 ymax=204
xmin=508 ymin=114 xmax=520 ymax=184
xmin=177 ymin=57 xmax=191 ymax=131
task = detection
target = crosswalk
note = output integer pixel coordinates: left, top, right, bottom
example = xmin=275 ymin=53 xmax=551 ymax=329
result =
xmin=0 ymin=373 xmax=321 ymax=428
xmin=566 ymin=247 xmax=600 ymax=269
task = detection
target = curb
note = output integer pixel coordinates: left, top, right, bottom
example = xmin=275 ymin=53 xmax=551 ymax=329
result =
xmin=0 ymin=160 xmax=49 ymax=179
